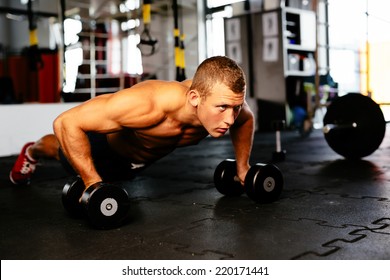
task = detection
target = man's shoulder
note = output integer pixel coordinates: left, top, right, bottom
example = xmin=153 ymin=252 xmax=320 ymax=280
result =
xmin=126 ymin=79 xmax=188 ymax=93
xmin=114 ymin=79 xmax=188 ymax=109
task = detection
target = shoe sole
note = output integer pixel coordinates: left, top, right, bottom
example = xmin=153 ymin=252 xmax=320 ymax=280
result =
xmin=9 ymin=171 xmax=30 ymax=185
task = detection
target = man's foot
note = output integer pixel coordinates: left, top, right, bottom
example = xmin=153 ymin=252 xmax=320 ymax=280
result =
xmin=9 ymin=142 xmax=38 ymax=185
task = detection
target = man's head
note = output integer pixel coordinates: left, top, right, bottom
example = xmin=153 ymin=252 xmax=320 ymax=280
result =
xmin=188 ymin=56 xmax=247 ymax=138
xmin=190 ymin=56 xmax=246 ymax=98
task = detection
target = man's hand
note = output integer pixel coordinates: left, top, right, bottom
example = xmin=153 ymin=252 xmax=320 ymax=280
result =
xmin=77 ymin=179 xmax=104 ymax=203
xmin=236 ymin=164 xmax=250 ymax=186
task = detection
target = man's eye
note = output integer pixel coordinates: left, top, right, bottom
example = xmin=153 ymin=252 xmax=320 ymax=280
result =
xmin=234 ymin=105 xmax=242 ymax=112
xmin=218 ymin=105 xmax=227 ymax=111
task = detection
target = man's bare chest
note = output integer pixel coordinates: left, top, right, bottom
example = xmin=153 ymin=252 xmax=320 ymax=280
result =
xmin=134 ymin=124 xmax=208 ymax=148
xmin=107 ymin=122 xmax=209 ymax=161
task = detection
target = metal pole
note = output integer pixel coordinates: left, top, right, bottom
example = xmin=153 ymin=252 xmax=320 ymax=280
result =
xmin=365 ymin=0 xmax=371 ymax=97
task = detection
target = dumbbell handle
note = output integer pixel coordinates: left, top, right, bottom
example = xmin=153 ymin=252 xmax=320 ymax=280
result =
xmin=323 ymin=122 xmax=358 ymax=134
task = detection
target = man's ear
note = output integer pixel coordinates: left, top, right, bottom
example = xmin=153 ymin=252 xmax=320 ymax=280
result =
xmin=188 ymin=90 xmax=200 ymax=107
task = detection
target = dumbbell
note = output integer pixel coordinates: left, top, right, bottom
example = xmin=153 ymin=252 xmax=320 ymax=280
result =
xmin=214 ymin=159 xmax=245 ymax=197
xmin=214 ymin=159 xmax=283 ymax=203
xmin=62 ymin=177 xmax=130 ymax=229
xmin=62 ymin=177 xmax=85 ymax=218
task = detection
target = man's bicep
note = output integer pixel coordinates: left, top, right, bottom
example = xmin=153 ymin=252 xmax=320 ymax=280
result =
xmin=63 ymin=88 xmax=163 ymax=133
xmin=106 ymin=90 xmax=164 ymax=129
xmin=59 ymin=96 xmax=123 ymax=133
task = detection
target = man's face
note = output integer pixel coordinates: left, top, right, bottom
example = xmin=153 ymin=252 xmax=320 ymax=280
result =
xmin=196 ymin=82 xmax=245 ymax=137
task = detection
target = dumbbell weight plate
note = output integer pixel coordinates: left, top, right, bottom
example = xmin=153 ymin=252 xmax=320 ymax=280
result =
xmin=62 ymin=177 xmax=85 ymax=218
xmin=214 ymin=159 xmax=245 ymax=196
xmin=245 ymin=163 xmax=283 ymax=203
xmin=82 ymin=184 xmax=130 ymax=229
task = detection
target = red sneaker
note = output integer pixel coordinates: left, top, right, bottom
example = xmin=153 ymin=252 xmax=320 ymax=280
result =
xmin=9 ymin=142 xmax=38 ymax=185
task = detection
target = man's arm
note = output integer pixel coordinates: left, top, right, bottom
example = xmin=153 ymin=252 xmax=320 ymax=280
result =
xmin=53 ymin=83 xmax=164 ymax=188
xmin=229 ymin=101 xmax=255 ymax=185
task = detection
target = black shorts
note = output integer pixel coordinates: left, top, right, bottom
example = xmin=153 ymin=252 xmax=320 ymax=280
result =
xmin=58 ymin=132 xmax=148 ymax=181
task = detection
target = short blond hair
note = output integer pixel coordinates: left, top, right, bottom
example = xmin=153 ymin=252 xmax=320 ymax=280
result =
xmin=190 ymin=56 xmax=246 ymax=98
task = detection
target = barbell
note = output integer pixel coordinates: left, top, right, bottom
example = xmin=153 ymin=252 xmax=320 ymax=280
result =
xmin=323 ymin=93 xmax=386 ymax=159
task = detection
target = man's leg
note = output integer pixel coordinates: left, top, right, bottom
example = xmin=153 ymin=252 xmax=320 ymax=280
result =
xmin=10 ymin=134 xmax=60 ymax=185
xmin=29 ymin=134 xmax=60 ymax=160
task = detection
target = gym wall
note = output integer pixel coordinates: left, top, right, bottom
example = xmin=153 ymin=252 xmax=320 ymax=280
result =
xmin=0 ymin=103 xmax=80 ymax=157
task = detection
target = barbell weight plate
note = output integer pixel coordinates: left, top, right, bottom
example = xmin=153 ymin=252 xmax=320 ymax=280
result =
xmin=244 ymin=163 xmax=284 ymax=203
xmin=62 ymin=177 xmax=85 ymax=218
xmin=214 ymin=159 xmax=245 ymax=197
xmin=83 ymin=184 xmax=130 ymax=229
xmin=323 ymin=93 xmax=386 ymax=159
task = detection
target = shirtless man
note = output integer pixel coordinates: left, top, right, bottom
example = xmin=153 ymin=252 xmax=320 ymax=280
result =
xmin=9 ymin=56 xmax=254 ymax=193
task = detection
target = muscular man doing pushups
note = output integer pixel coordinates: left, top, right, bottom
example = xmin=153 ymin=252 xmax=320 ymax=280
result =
xmin=10 ymin=56 xmax=254 ymax=194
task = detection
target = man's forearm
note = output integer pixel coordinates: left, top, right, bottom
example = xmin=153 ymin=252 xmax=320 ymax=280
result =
xmin=53 ymin=118 xmax=102 ymax=188
xmin=230 ymin=111 xmax=255 ymax=182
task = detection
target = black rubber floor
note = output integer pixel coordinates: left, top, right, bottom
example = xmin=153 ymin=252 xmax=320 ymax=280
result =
xmin=1 ymin=129 xmax=389 ymax=260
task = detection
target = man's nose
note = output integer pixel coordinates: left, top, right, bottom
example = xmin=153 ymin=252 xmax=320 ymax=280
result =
xmin=224 ymin=110 xmax=235 ymax=126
